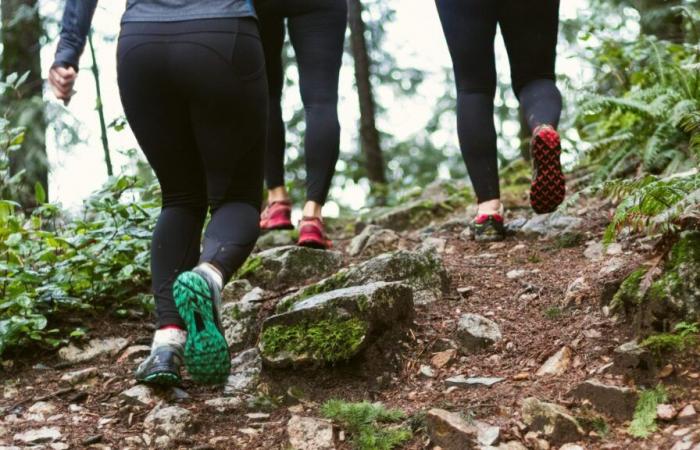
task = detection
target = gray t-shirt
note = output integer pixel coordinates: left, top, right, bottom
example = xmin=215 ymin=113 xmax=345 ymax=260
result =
xmin=122 ymin=0 xmax=256 ymax=23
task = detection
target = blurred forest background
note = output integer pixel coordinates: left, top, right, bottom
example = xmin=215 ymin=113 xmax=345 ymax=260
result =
xmin=0 ymin=0 xmax=698 ymax=354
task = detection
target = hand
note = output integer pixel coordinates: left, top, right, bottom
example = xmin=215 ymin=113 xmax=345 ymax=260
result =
xmin=48 ymin=65 xmax=77 ymax=103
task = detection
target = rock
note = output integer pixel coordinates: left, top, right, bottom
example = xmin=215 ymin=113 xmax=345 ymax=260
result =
xmin=606 ymin=243 xmax=623 ymax=256
xmin=221 ymin=279 xmax=254 ymax=303
xmin=431 ymin=349 xmax=456 ymax=369
xmin=455 ymin=314 xmax=502 ymax=353
xmin=476 ymin=422 xmax=500 ymax=446
xmin=420 ymin=365 xmax=435 ymax=378
xmin=27 ymin=401 xmax=57 ymax=417
xmin=278 ymin=250 xmax=449 ymax=311
xmin=221 ymin=287 xmax=265 ymax=352
xmin=224 ymin=348 xmax=262 ymax=395
xmin=445 ymin=376 xmax=504 ymax=388
xmin=584 ymin=241 xmax=604 ymax=260
xmin=255 ymin=229 xmax=297 ymax=251
xmin=559 ymin=445 xmax=585 ymax=450
xmin=121 ymin=384 xmax=159 ymax=406
xmin=659 ymin=363 xmax=675 ymax=378
xmin=363 ymin=180 xmax=473 ymax=232
xmin=536 ymin=346 xmax=572 ymax=377
xmin=569 ymin=379 xmax=639 ymax=420
xmin=60 ymin=367 xmax=98 ymax=385
xmin=259 ymin=282 xmax=413 ymax=368
xmin=521 ymin=398 xmax=584 ymax=445
xmin=506 ymin=270 xmax=528 ymax=280
xmin=143 ymin=405 xmax=193 ymax=445
xmin=13 ymin=427 xmax=62 ymax=444
xmin=236 ymin=246 xmax=344 ymax=290
xmin=599 ymin=257 xmax=625 ymax=276
xmin=426 ymin=408 xmax=479 ymax=450
xmin=117 ymin=345 xmax=151 ymax=364
xmin=656 ymin=404 xmax=678 ymax=421
xmin=613 ymin=340 xmax=656 ymax=373
xmin=677 ymin=404 xmax=697 ymax=423
xmin=205 ymin=397 xmax=246 ymax=412
xmin=564 ymin=277 xmax=589 ymax=307
xmin=347 ymin=225 xmax=400 ymax=257
xmin=519 ymin=214 xmax=583 ymax=238
xmin=58 ymin=337 xmax=129 ymax=363
xmin=417 ymin=237 xmax=447 ymax=255
xmin=287 ymin=415 xmax=335 ymax=450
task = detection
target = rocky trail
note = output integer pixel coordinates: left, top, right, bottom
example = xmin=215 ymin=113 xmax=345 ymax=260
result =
xmin=1 ymin=182 xmax=699 ymax=450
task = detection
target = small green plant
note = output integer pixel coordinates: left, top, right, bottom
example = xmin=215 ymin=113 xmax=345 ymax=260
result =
xmin=555 ymin=232 xmax=585 ymax=249
xmin=527 ymin=253 xmax=542 ymax=264
xmin=629 ymin=384 xmax=668 ymax=438
xmin=321 ymin=400 xmax=412 ymax=450
xmin=544 ymin=307 xmax=563 ymax=320
xmin=642 ymin=322 xmax=699 ymax=356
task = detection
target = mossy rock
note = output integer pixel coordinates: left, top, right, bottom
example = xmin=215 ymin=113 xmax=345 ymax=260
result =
xmin=359 ymin=180 xmax=474 ymax=232
xmin=611 ymin=231 xmax=700 ymax=332
xmin=277 ymin=249 xmax=449 ymax=313
xmin=258 ymin=282 xmax=414 ymax=368
xmin=221 ymin=287 xmax=265 ymax=352
xmin=235 ymin=246 xmax=344 ymax=290
xmin=255 ymin=229 xmax=298 ymax=252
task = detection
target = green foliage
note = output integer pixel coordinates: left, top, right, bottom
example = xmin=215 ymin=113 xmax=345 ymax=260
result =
xmin=260 ymin=318 xmax=368 ymax=363
xmin=629 ymin=384 xmax=668 ymax=438
xmin=0 ymin=174 xmax=158 ymax=355
xmin=642 ymin=322 xmax=699 ymax=356
xmin=600 ymin=171 xmax=699 ymax=242
xmin=544 ymin=307 xmax=563 ymax=320
xmin=321 ymin=400 xmax=412 ymax=450
xmin=577 ymin=36 xmax=700 ymax=182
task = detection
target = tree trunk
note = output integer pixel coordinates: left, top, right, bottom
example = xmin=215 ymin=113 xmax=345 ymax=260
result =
xmin=347 ymin=0 xmax=387 ymax=201
xmin=1 ymin=0 xmax=48 ymax=208
xmin=635 ymin=0 xmax=685 ymax=42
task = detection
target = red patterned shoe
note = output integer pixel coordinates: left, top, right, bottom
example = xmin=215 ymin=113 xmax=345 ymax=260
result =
xmin=260 ymin=201 xmax=293 ymax=231
xmin=530 ymin=125 xmax=566 ymax=214
xmin=297 ymin=217 xmax=332 ymax=249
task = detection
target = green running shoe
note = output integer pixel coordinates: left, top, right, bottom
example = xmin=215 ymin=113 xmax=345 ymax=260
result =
xmin=134 ymin=344 xmax=183 ymax=386
xmin=173 ymin=268 xmax=230 ymax=385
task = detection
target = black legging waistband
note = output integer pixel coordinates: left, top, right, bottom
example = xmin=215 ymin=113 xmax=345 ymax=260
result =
xmin=120 ymin=17 xmax=259 ymax=37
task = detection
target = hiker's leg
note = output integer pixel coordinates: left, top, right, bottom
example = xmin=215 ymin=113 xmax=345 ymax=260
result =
xmin=259 ymin=14 xmax=288 ymax=198
xmin=436 ymin=0 xmax=501 ymax=209
xmin=500 ymin=0 xmax=562 ymax=131
xmin=288 ymin=0 xmax=346 ymax=209
xmin=117 ymin=28 xmax=207 ymax=330
xmin=185 ymin=19 xmax=267 ymax=281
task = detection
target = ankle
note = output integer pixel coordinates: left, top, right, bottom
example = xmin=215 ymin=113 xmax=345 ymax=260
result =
xmin=196 ymin=262 xmax=223 ymax=290
xmin=302 ymin=201 xmax=323 ymax=219
xmin=153 ymin=327 xmax=186 ymax=350
xmin=268 ymin=187 xmax=290 ymax=204
xmin=477 ymin=200 xmax=503 ymax=216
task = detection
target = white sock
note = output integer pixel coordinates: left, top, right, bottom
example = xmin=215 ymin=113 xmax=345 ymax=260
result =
xmin=196 ymin=262 xmax=223 ymax=291
xmin=152 ymin=328 xmax=187 ymax=351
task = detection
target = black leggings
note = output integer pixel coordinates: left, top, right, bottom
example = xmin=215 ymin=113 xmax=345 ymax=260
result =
xmin=256 ymin=0 xmax=347 ymax=205
xmin=117 ymin=19 xmax=267 ymax=328
xmin=437 ymin=0 xmax=563 ymax=203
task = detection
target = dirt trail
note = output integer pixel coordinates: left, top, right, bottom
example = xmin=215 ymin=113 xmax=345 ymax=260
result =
xmin=1 ymin=203 xmax=699 ymax=450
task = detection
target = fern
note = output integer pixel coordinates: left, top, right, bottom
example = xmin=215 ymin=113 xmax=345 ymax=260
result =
xmin=576 ymin=37 xmax=700 ymax=181
xmin=601 ymin=171 xmax=699 ymax=242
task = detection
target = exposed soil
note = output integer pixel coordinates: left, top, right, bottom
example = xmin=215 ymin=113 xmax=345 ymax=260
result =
xmin=2 ymin=204 xmax=699 ymax=450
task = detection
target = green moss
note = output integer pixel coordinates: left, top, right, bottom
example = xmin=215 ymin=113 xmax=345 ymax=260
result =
xmin=236 ymin=256 xmax=263 ymax=279
xmin=321 ymin=400 xmax=412 ymax=450
xmin=555 ymin=232 xmax=585 ymax=249
xmin=667 ymin=232 xmax=700 ymax=269
xmin=276 ymin=270 xmax=350 ymax=313
xmin=641 ymin=322 xmax=699 ymax=356
xmin=629 ymin=385 xmax=668 ymax=438
xmin=611 ymin=267 xmax=648 ymax=311
xmin=544 ymin=306 xmax=563 ymax=320
xmin=260 ymin=317 xmax=368 ymax=363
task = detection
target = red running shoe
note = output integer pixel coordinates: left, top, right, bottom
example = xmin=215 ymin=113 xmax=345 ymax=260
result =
xmin=530 ymin=125 xmax=566 ymax=214
xmin=260 ymin=201 xmax=293 ymax=231
xmin=297 ymin=217 xmax=332 ymax=249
